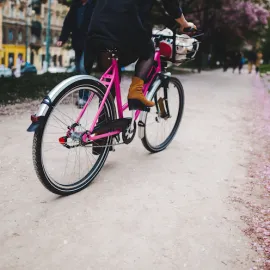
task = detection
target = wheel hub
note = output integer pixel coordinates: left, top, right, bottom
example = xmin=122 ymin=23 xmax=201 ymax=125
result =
xmin=59 ymin=130 xmax=88 ymax=149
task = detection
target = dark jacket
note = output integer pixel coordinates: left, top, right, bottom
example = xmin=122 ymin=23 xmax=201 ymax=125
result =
xmin=59 ymin=0 xmax=96 ymax=51
xmin=88 ymin=0 xmax=182 ymax=52
xmin=248 ymin=51 xmax=257 ymax=62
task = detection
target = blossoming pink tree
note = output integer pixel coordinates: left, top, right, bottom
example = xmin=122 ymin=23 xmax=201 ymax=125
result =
xmin=183 ymin=0 xmax=269 ymax=54
xmin=221 ymin=0 xmax=269 ymax=40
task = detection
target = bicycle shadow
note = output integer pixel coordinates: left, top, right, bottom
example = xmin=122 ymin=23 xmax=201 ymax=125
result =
xmin=49 ymin=159 xmax=118 ymax=202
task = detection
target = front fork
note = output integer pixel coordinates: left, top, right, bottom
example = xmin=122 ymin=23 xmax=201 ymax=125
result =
xmin=138 ymin=72 xmax=171 ymax=139
xmin=154 ymin=73 xmax=171 ymax=119
xmin=162 ymin=73 xmax=171 ymax=118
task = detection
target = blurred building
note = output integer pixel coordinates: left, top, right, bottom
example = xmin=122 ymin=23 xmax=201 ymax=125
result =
xmin=1 ymin=0 xmax=27 ymax=68
xmin=29 ymin=0 xmax=74 ymax=70
xmin=0 ymin=1 xmax=3 ymax=61
xmin=1 ymin=0 xmax=74 ymax=70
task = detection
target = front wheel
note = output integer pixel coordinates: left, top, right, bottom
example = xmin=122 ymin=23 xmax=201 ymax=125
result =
xmin=141 ymin=77 xmax=185 ymax=153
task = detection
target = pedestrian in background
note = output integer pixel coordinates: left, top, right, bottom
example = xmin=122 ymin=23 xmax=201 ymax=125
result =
xmin=255 ymin=50 xmax=263 ymax=74
xmin=14 ymin=54 xmax=23 ymax=78
xmin=8 ymin=56 xmax=14 ymax=69
xmin=238 ymin=51 xmax=245 ymax=74
xmin=223 ymin=51 xmax=231 ymax=72
xmin=57 ymin=0 xmax=96 ymax=108
xmin=232 ymin=51 xmax=241 ymax=74
xmin=248 ymin=47 xmax=257 ymax=74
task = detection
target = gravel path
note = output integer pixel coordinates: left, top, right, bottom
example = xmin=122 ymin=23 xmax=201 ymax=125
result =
xmin=0 ymin=70 xmax=262 ymax=270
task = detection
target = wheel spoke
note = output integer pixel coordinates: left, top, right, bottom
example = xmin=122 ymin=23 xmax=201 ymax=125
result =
xmin=84 ymin=147 xmax=93 ymax=167
xmin=52 ymin=113 xmax=69 ymax=129
xmin=38 ymin=84 xmax=114 ymax=193
xmin=142 ymin=79 xmax=183 ymax=152
xmin=43 ymin=145 xmax=59 ymax=153
xmin=47 ymin=123 xmax=67 ymax=132
xmin=63 ymin=149 xmax=71 ymax=179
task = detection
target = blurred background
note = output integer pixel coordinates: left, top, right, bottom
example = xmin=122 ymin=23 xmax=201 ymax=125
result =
xmin=0 ymin=0 xmax=74 ymax=76
xmin=0 ymin=0 xmax=269 ymax=74
xmin=0 ymin=0 xmax=270 ymax=103
xmin=152 ymin=0 xmax=270 ymax=71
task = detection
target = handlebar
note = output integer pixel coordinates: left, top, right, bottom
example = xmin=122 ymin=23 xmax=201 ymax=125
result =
xmin=152 ymin=28 xmax=203 ymax=41
xmin=152 ymin=34 xmax=175 ymax=40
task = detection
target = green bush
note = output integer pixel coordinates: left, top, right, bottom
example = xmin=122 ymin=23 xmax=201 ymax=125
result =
xmin=260 ymin=64 xmax=270 ymax=74
xmin=0 ymin=68 xmax=189 ymax=106
xmin=0 ymin=73 xmax=77 ymax=105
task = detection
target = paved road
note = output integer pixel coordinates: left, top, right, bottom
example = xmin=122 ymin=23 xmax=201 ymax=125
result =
xmin=0 ymin=70 xmax=259 ymax=269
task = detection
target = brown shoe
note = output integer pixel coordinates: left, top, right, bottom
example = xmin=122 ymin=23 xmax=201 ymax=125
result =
xmin=127 ymin=77 xmax=155 ymax=110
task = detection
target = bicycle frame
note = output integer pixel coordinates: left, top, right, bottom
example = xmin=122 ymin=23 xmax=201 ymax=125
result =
xmin=77 ymin=50 xmax=162 ymax=143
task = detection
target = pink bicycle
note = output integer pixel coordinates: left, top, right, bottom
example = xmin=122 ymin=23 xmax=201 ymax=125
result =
xmin=27 ymin=30 xmax=200 ymax=195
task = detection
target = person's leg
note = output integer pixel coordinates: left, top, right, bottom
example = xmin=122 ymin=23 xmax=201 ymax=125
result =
xmin=96 ymin=50 xmax=119 ymax=98
xmin=75 ymin=50 xmax=82 ymax=74
xmin=224 ymin=59 xmax=228 ymax=72
xmin=84 ymin=39 xmax=110 ymax=123
xmin=256 ymin=65 xmax=259 ymax=74
xmin=248 ymin=61 xmax=252 ymax=73
xmin=85 ymin=41 xmax=119 ymax=155
xmin=239 ymin=63 xmax=243 ymax=74
xmin=84 ymin=42 xmax=95 ymax=75
xmin=252 ymin=62 xmax=254 ymax=73
xmin=74 ymin=50 xmax=88 ymax=105
xmin=134 ymin=52 xmax=155 ymax=81
xmin=79 ymin=52 xmax=86 ymax=74
xmin=127 ymin=41 xmax=155 ymax=109
xmin=78 ymin=52 xmax=90 ymax=101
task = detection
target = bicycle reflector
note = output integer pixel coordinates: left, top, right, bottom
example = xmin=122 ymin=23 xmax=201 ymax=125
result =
xmin=31 ymin=114 xmax=40 ymax=123
xmin=59 ymin=137 xmax=67 ymax=145
xmin=27 ymin=115 xmax=45 ymax=132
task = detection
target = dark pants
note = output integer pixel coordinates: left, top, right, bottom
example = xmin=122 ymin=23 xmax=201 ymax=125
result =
xmin=75 ymin=49 xmax=88 ymax=101
xmin=84 ymin=38 xmax=155 ymax=88
xmin=232 ymin=61 xmax=239 ymax=73
xmin=84 ymin=37 xmax=155 ymax=125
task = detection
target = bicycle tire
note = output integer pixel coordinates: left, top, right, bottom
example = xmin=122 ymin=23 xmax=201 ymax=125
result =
xmin=32 ymin=79 xmax=116 ymax=196
xmin=141 ymin=77 xmax=184 ymax=153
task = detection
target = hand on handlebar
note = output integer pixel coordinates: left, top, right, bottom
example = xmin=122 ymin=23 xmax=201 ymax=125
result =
xmin=181 ymin=22 xmax=197 ymax=33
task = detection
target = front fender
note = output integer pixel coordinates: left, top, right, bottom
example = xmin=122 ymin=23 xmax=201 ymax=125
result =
xmin=138 ymin=72 xmax=171 ymax=140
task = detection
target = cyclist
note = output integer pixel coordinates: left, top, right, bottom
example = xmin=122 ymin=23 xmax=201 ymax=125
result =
xmin=85 ymin=0 xmax=196 ymax=110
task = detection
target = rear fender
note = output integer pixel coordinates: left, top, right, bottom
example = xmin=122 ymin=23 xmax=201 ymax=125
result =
xmin=27 ymin=75 xmax=102 ymax=132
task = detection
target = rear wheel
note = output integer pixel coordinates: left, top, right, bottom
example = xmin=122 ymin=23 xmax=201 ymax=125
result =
xmin=141 ymin=77 xmax=184 ymax=153
xmin=32 ymin=79 xmax=116 ymax=195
